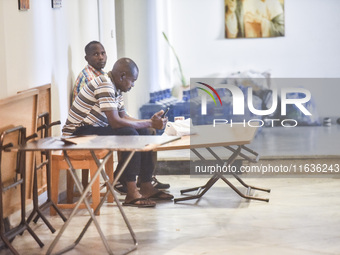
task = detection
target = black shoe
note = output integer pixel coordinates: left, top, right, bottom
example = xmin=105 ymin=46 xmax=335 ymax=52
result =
xmin=114 ymin=181 xmax=127 ymax=195
xmin=136 ymin=176 xmax=170 ymax=190
xmin=151 ymin=177 xmax=170 ymax=190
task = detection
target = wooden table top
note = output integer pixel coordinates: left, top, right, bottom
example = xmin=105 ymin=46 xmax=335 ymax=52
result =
xmin=155 ymin=124 xmax=258 ymax=151
xmin=15 ymin=135 xmax=180 ymax=152
xmin=14 ymin=125 xmax=257 ymax=153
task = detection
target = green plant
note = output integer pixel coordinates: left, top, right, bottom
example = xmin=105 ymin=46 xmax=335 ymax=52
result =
xmin=162 ymin=32 xmax=187 ymax=87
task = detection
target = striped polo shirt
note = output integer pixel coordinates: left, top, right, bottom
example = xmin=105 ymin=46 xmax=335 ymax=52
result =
xmin=62 ymin=74 xmax=124 ymax=136
xmin=72 ymin=64 xmax=107 ymax=102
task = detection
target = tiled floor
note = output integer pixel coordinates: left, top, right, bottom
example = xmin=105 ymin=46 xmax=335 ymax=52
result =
xmin=2 ymin=175 xmax=340 ymax=255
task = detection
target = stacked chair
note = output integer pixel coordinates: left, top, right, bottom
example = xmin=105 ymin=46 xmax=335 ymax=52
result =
xmin=0 ymin=126 xmax=44 ymax=254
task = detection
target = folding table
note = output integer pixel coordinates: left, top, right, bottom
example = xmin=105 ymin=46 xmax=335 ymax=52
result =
xmin=156 ymin=124 xmax=271 ymax=202
xmin=13 ymin=135 xmax=179 ymax=255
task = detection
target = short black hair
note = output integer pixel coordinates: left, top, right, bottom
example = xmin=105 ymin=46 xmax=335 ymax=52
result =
xmin=113 ymin=58 xmax=139 ymax=76
xmin=84 ymin=41 xmax=102 ymax=55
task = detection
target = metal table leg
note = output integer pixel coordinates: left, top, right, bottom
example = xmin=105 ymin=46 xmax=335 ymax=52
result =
xmin=71 ymin=150 xmax=138 ymax=254
xmin=224 ymin=146 xmax=271 ymax=195
xmin=46 ymin=150 xmax=137 ymax=255
xmin=175 ymin=145 xmax=270 ymax=203
xmin=27 ymin=159 xmax=57 ymax=233
xmin=27 ymin=150 xmax=67 ymax=233
xmin=174 ymin=146 xmax=241 ymax=203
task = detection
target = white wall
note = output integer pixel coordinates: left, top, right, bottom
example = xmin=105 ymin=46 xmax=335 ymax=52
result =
xmin=166 ymin=0 xmax=340 ymax=118
xmin=118 ymin=0 xmax=340 ymax=119
xmin=0 ymin=0 xmax=117 ymax=134
xmin=167 ymin=0 xmax=340 ymax=78
xmin=116 ymin=0 xmax=167 ymax=118
xmin=1 ymin=0 xmax=340 ymax=125
xmin=99 ymin=0 xmax=118 ymax=70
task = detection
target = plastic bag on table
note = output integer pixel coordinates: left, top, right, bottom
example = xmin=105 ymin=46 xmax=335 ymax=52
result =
xmin=163 ymin=118 xmax=197 ymax=137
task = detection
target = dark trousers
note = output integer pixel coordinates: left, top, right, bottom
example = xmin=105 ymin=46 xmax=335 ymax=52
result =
xmin=73 ymin=125 xmax=154 ymax=183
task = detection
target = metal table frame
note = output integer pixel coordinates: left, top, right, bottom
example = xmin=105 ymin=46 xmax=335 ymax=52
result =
xmin=175 ymin=145 xmax=270 ymax=203
xmin=47 ymin=149 xmax=137 ymax=255
xmin=156 ymin=124 xmax=271 ymax=203
xmin=15 ymin=135 xmax=180 ymax=255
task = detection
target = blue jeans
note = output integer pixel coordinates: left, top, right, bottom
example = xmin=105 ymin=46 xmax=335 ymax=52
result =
xmin=73 ymin=125 xmax=154 ymax=183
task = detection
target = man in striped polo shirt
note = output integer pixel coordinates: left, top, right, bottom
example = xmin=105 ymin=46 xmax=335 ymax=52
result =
xmin=63 ymin=58 xmax=173 ymax=207
xmin=72 ymin=41 xmax=170 ymax=194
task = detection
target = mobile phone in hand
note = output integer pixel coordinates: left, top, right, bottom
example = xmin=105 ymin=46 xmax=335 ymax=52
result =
xmin=161 ymin=107 xmax=169 ymax=118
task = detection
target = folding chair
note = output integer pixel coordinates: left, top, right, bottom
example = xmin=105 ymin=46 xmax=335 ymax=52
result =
xmin=0 ymin=126 xmax=44 ymax=254
xmin=27 ymin=112 xmax=67 ymax=233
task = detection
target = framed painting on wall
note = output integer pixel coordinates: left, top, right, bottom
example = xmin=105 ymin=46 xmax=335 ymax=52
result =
xmin=18 ymin=0 xmax=29 ymax=10
xmin=225 ymin=0 xmax=285 ymax=38
xmin=52 ymin=0 xmax=62 ymax=8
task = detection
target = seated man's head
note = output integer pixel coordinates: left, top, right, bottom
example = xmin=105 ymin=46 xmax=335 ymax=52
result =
xmin=111 ymin=58 xmax=139 ymax=93
xmin=84 ymin=41 xmax=107 ymax=71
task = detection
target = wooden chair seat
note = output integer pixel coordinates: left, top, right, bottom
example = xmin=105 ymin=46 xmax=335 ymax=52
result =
xmin=50 ymin=150 xmax=114 ymax=216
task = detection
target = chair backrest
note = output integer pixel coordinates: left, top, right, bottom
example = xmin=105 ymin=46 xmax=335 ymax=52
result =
xmin=0 ymin=90 xmax=39 ymax=213
xmin=0 ymin=126 xmax=27 ymax=218
xmin=18 ymin=84 xmax=56 ymax=195
xmin=34 ymin=112 xmax=61 ymax=195
xmin=18 ymin=84 xmax=52 ymax=121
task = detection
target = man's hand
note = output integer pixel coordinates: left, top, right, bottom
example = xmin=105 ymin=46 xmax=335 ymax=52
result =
xmin=151 ymin=110 xmax=168 ymax=130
